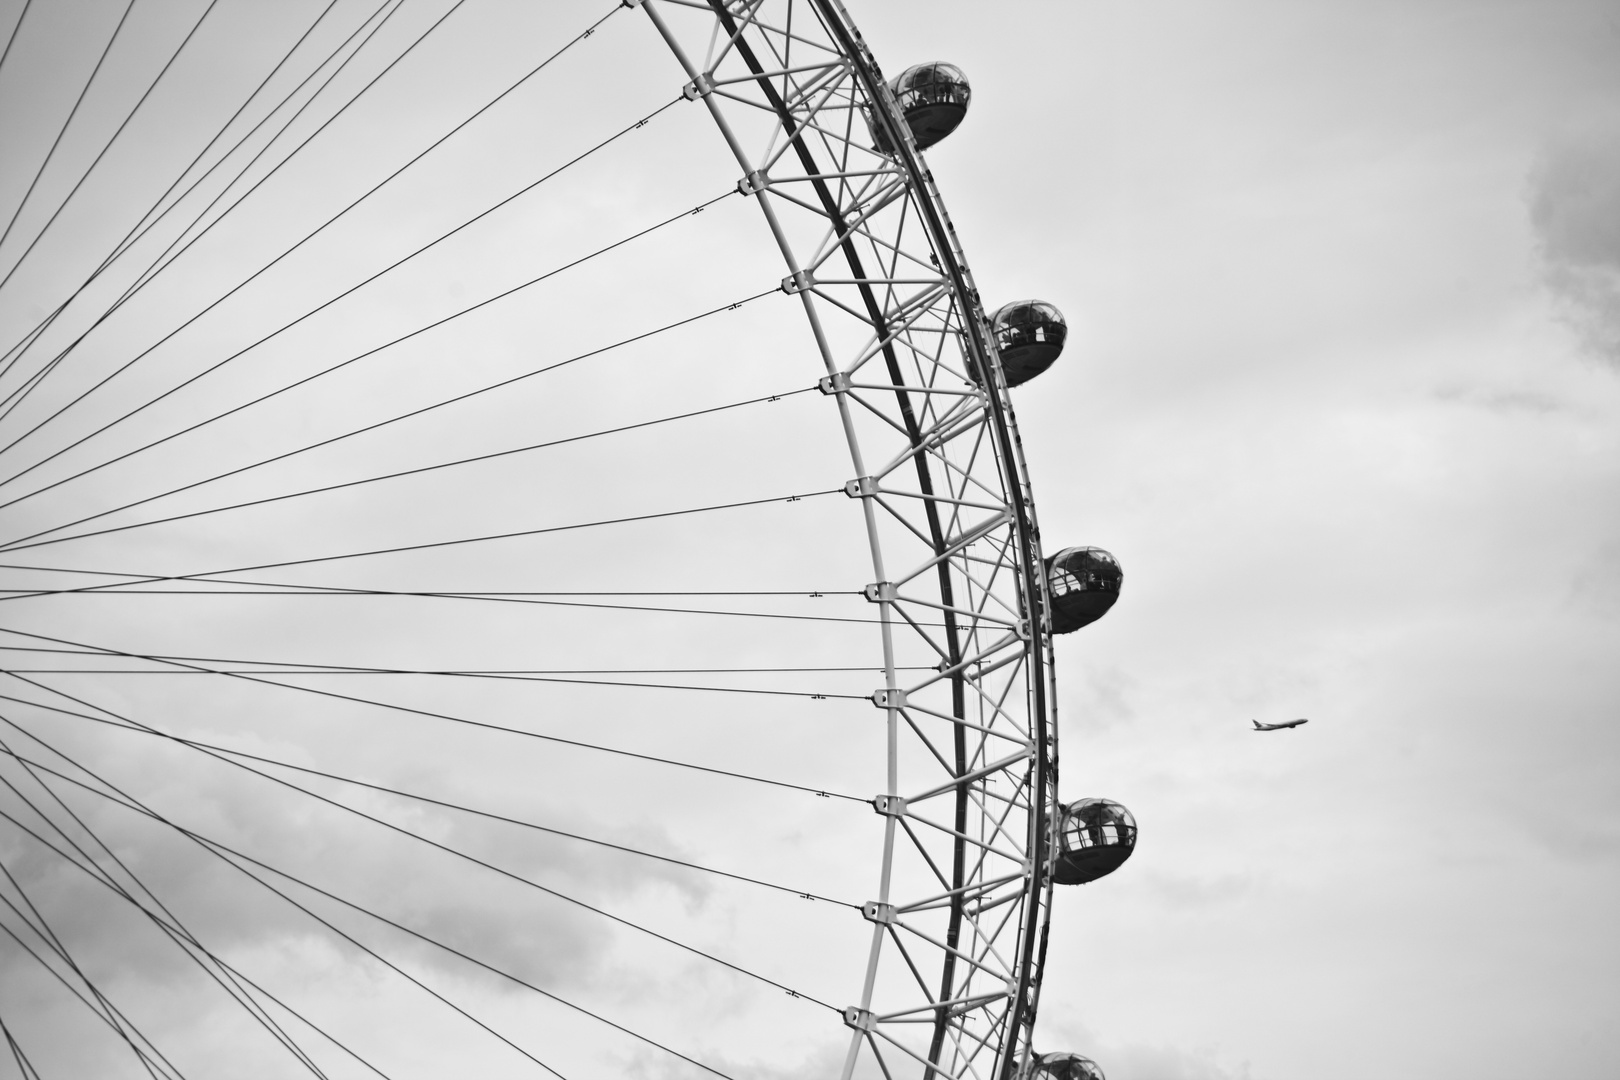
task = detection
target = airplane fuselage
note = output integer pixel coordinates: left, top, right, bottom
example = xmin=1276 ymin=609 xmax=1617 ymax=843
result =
xmin=1252 ymin=718 xmax=1308 ymax=731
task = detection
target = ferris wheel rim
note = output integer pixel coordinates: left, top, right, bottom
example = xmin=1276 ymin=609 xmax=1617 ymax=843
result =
xmin=0 ymin=2 xmax=1070 ymax=1074
xmin=636 ymin=3 xmax=1061 ymax=1078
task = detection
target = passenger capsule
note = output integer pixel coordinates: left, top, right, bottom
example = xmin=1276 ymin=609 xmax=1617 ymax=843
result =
xmin=1054 ymin=798 xmax=1136 ymax=885
xmin=871 ymin=62 xmax=971 ymax=153
xmin=1044 ymin=546 xmax=1122 ymax=633
xmin=1021 ymin=1052 xmax=1107 ymax=1080
xmin=991 ymin=300 xmax=1067 ymax=386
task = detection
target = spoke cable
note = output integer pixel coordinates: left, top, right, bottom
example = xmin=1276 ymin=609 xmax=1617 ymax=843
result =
xmin=0 ymin=0 xmax=420 ymax=435
xmin=0 ymin=856 xmax=182 ymax=1080
xmin=102 ymin=0 xmax=421 ymax=308
xmin=0 ymin=730 xmax=366 ymax=1079
xmin=0 ymin=662 xmax=912 ymax=674
xmin=0 ymin=731 xmax=386 ymax=1079
xmin=0 ymin=710 xmax=747 ymax=1080
xmin=0 ymin=0 xmax=411 ymax=423
xmin=132 ymin=487 xmax=841 ymax=580
xmin=0 ymin=572 xmax=959 ymax=628
xmin=0 ymin=629 xmax=868 ymax=803
xmin=0 ymin=1008 xmax=44 ymax=1080
xmin=0 ymin=762 xmax=557 ymax=1080
xmin=0 ymin=281 xmax=771 ymax=558
xmin=0 ymin=637 xmax=930 ymax=677
xmin=0 ymin=586 xmax=858 ymax=598
xmin=24 ymin=665 xmax=863 ymax=700
xmin=0 ymin=579 xmax=862 ymax=602
xmin=2 ymin=330 xmax=798 ymax=555
xmin=3 ymin=0 xmax=619 ymax=406
xmin=0 ymin=0 xmax=361 ymax=388
xmin=113 ymin=0 xmax=623 ymax=310
xmin=0 ymin=0 xmax=136 ymax=262
xmin=0 ymin=0 xmax=34 ymax=85
xmin=1 ymin=702 xmax=855 ymax=907
xmin=0 ymin=92 xmax=682 ymax=490
xmin=0 ymin=1 xmax=901 ymax=1071
xmin=6 ymin=672 xmax=846 ymax=1010
xmin=0 ymin=0 xmax=224 ymax=299
xmin=13 ymin=728 xmax=842 ymax=1013
xmin=0 ymin=810 xmax=329 ymax=1080
xmin=0 ymin=919 xmax=165 ymax=1080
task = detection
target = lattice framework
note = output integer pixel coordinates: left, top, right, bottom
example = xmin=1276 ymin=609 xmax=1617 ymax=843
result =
xmin=639 ymin=4 xmax=1063 ymax=1079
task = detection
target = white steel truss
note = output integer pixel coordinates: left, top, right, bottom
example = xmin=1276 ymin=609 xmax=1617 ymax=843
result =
xmin=639 ymin=4 xmax=1062 ymax=1079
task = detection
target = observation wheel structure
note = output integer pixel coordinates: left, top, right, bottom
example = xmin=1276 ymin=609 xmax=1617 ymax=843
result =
xmin=645 ymin=3 xmax=1055 ymax=1078
xmin=0 ymin=2 xmax=1137 ymax=1079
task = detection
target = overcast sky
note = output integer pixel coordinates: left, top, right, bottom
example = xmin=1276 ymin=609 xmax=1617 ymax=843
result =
xmin=0 ymin=2 xmax=1617 ymax=1079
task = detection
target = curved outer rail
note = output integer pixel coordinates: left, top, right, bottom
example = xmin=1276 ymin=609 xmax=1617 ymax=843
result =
xmin=638 ymin=3 xmax=1060 ymax=1079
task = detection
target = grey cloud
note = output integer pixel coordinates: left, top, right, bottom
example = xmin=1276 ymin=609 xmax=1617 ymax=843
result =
xmin=1139 ymin=869 xmax=1255 ymax=910
xmin=1570 ymin=538 xmax=1620 ymax=617
xmin=634 ymin=1036 xmax=866 ymax=1080
xmin=1104 ymin=1043 xmax=1251 ymax=1080
xmin=1432 ymin=383 xmax=1565 ymax=414
xmin=1505 ymin=791 xmax=1620 ymax=865
xmin=1024 ymin=1008 xmax=1248 ymax=1080
xmin=1068 ymin=664 xmax=1139 ymax=732
xmin=1529 ymin=125 xmax=1620 ymax=364
xmin=0 ymin=730 xmax=716 ymax=1006
xmin=383 ymin=805 xmax=716 ymax=992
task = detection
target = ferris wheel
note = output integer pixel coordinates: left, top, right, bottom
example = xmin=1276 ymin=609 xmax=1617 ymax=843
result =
xmin=0 ymin=2 xmax=1137 ymax=1079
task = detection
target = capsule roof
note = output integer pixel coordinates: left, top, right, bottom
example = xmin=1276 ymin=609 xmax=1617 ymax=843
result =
xmin=1044 ymin=546 xmax=1122 ymax=634
xmin=873 ymin=62 xmax=970 ymax=152
xmin=1054 ymin=798 xmax=1137 ymax=886
xmin=1023 ymin=1052 xmax=1106 ymax=1080
xmin=990 ymin=300 xmax=1068 ymax=387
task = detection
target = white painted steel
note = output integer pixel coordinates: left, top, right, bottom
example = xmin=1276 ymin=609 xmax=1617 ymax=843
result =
xmin=639 ymin=4 xmax=1062 ymax=1079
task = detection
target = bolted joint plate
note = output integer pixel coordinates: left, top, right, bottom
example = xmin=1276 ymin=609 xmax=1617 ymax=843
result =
xmin=780 ymin=270 xmax=812 ymax=294
xmin=844 ymin=476 xmax=877 ymax=498
xmin=871 ymin=793 xmax=907 ymax=817
xmin=818 ymin=372 xmax=851 ymax=395
xmin=862 ymin=581 xmax=896 ymax=603
xmin=861 ymin=901 xmax=896 ymax=925
xmin=842 ymin=1006 xmax=875 ymax=1032
xmin=683 ymin=73 xmax=714 ymax=100
xmin=870 ymin=688 xmax=907 ymax=710
xmin=737 ymin=170 xmax=767 ymax=196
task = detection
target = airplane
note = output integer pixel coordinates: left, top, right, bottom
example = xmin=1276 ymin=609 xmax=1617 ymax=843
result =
xmin=1252 ymin=718 xmax=1308 ymax=731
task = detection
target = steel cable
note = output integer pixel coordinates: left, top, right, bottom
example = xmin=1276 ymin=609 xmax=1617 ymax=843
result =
xmin=0 ymin=920 xmax=168 ymax=1080
xmin=2 ymin=0 xmax=622 ymax=408
xmin=0 ymin=634 xmax=867 ymax=803
xmin=0 ymin=1009 xmax=44 ymax=1080
xmin=0 ymin=92 xmax=680 ymax=487
xmin=0 ymin=0 xmax=360 ymax=386
xmin=0 ymin=0 xmax=225 ymax=299
xmin=1 ymin=710 xmax=760 ymax=1080
xmin=0 ymin=737 xmax=385 ymax=1078
xmin=0 ymin=0 xmax=411 ymax=422
xmin=0 ymin=707 xmax=855 ymax=908
xmin=0 ymin=862 xmax=184 ymax=1080
xmin=0 ymin=1 xmax=136 ymax=260
xmin=0 ymin=297 xmax=792 ymax=554
xmin=0 ymin=574 xmax=961 ymax=628
xmin=0 ymin=120 xmax=709 ymax=524
xmin=0 ymin=0 xmax=34 ymax=84
xmin=0 ymin=803 xmax=471 ymax=1080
